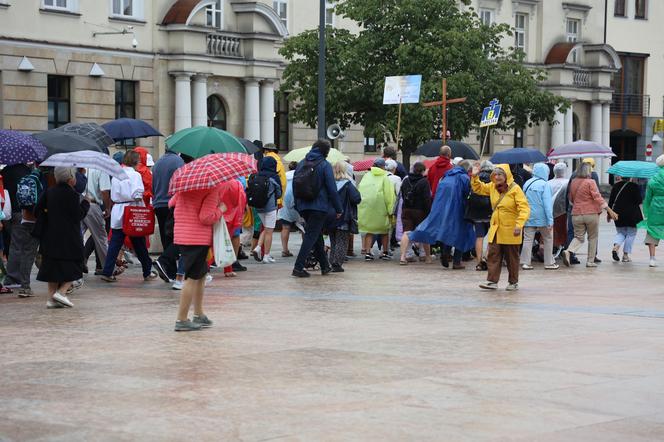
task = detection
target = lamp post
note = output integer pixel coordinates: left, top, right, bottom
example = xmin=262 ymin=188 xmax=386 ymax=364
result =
xmin=317 ymin=0 xmax=326 ymax=139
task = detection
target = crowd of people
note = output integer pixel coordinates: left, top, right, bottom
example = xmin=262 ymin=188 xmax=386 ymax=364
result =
xmin=3 ymin=140 xmax=664 ymax=331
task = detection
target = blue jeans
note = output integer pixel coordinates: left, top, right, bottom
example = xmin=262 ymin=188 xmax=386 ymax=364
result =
xmin=294 ymin=210 xmax=330 ymax=271
xmin=614 ymin=226 xmax=637 ymax=254
xmin=102 ymin=229 xmax=152 ymax=278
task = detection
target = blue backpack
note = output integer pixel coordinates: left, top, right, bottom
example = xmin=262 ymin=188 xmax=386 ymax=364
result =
xmin=16 ymin=172 xmax=42 ymax=209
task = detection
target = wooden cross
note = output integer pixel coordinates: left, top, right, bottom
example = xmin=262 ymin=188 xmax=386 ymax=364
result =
xmin=422 ymin=78 xmax=467 ymax=141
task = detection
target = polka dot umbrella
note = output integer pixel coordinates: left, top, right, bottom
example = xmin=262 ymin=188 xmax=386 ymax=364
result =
xmin=0 ymin=130 xmax=48 ymax=166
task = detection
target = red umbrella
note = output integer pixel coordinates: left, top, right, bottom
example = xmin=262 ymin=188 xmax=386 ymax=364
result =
xmin=352 ymin=157 xmax=379 ymax=172
xmin=169 ymin=153 xmax=257 ymax=194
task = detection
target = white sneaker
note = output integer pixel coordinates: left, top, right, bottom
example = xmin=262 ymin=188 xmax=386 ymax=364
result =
xmin=205 ymin=274 xmax=213 ymax=286
xmin=46 ymin=300 xmax=64 ymax=309
xmin=505 ymin=283 xmax=519 ymax=291
xmin=52 ymin=292 xmax=73 ymax=308
xmin=172 ymin=280 xmax=184 ymax=290
xmin=262 ymin=255 xmax=275 ymax=264
xmin=650 ymin=258 xmax=658 ymax=268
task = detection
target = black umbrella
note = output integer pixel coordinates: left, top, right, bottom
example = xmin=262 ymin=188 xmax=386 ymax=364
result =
xmin=54 ymin=122 xmax=114 ymax=152
xmin=102 ymin=118 xmax=162 ymax=142
xmin=414 ymin=139 xmax=479 ymax=160
xmin=33 ymin=131 xmax=105 ymax=158
xmin=239 ymin=138 xmax=260 ymax=154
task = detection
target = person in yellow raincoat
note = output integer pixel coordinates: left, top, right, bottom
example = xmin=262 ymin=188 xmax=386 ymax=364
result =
xmin=262 ymin=143 xmax=287 ymax=207
xmin=470 ymin=163 xmax=530 ymax=291
xmin=358 ymin=158 xmax=397 ymax=261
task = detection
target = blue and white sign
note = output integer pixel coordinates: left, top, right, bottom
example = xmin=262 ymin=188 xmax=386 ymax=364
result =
xmin=383 ymin=75 xmax=422 ymax=105
xmin=480 ymin=98 xmax=502 ymax=127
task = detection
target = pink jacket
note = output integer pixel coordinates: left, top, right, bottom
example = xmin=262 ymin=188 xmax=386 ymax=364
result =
xmin=218 ymin=180 xmax=247 ymax=233
xmin=169 ymin=189 xmax=223 ymax=246
xmin=569 ymin=178 xmax=607 ymax=215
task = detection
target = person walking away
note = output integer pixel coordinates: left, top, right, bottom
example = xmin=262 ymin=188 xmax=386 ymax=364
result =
xmin=1 ymin=163 xmax=31 ymax=257
xmin=99 ymin=151 xmax=158 ymax=282
xmin=608 ymin=176 xmax=642 ymax=263
xmin=34 ymin=167 xmax=90 ymax=309
xmin=382 ymin=146 xmax=407 ymax=179
xmin=292 ymin=139 xmax=342 ymax=277
xmin=548 ymin=163 xmax=569 ymax=256
xmin=247 ymin=157 xmax=282 ymax=264
xmin=407 ymin=161 xmax=475 ymax=269
xmin=169 ymin=187 xmax=223 ymax=331
xmin=5 ymin=164 xmax=45 ymax=297
xmin=427 ymin=145 xmax=453 ymax=197
xmin=565 ymin=158 xmax=601 ymax=264
xmin=329 ymin=162 xmax=361 ymax=272
xmin=384 ymin=159 xmax=402 ymax=249
xmin=82 ymin=168 xmax=111 ymax=275
xmin=0 ymin=177 xmax=12 ymax=293
xmin=133 ymin=147 xmax=153 ymax=207
xmin=638 ymin=155 xmax=664 ymax=267
xmin=465 ymin=160 xmax=494 ymax=271
xmin=218 ymin=179 xmax=247 ymax=277
xmin=399 ymin=162 xmax=433 ymax=264
xmin=262 ymin=143 xmax=287 ymax=206
xmin=278 ymin=161 xmax=301 ymax=258
xmin=563 ymin=162 xmax=617 ymax=268
xmin=358 ymin=158 xmax=396 ymax=261
xmin=471 ymin=163 xmax=530 ymax=291
xmin=520 ymin=163 xmax=559 ymax=270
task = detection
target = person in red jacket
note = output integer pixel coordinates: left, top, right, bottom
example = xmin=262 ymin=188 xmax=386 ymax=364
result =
xmin=427 ymin=145 xmax=453 ymax=198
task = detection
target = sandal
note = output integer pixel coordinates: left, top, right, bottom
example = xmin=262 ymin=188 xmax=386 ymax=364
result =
xmin=399 ymin=260 xmax=408 ymax=266
xmin=0 ymin=286 xmax=12 ymax=294
xmin=282 ymin=251 xmax=294 ymax=257
xmin=100 ymin=275 xmax=117 ymax=283
xmin=224 ymin=272 xmax=237 ymax=277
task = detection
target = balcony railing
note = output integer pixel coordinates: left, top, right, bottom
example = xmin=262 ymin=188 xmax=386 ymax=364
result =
xmin=573 ymin=69 xmax=591 ymax=87
xmin=207 ymin=33 xmax=241 ymax=58
xmin=610 ymin=94 xmax=650 ymax=115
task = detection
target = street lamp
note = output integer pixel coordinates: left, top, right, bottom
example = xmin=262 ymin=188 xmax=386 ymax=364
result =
xmin=317 ymin=0 xmax=326 ymax=139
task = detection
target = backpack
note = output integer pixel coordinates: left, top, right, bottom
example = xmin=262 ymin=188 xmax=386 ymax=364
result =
xmin=16 ymin=173 xmax=42 ymax=209
xmin=293 ymin=158 xmax=324 ymax=201
xmin=401 ymin=177 xmax=418 ymax=207
xmin=246 ymin=174 xmax=271 ymax=208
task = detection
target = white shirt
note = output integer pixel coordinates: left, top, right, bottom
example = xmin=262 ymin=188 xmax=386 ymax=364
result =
xmin=86 ymin=169 xmax=112 ymax=204
xmin=110 ymin=167 xmax=144 ymax=230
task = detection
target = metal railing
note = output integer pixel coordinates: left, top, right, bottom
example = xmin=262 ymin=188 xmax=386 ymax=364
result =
xmin=573 ymin=69 xmax=591 ymax=87
xmin=610 ymin=94 xmax=650 ymax=115
xmin=206 ymin=33 xmax=242 ymax=57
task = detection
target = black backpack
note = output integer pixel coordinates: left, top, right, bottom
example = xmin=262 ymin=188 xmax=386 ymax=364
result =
xmin=246 ymin=174 xmax=271 ymax=208
xmin=293 ymin=158 xmax=324 ymax=201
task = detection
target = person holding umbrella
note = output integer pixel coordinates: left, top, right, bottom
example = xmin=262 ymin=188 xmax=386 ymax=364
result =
xmin=608 ymin=176 xmax=642 ymax=263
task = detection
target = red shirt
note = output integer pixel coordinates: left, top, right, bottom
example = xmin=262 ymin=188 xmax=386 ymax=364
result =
xmin=427 ymin=156 xmax=453 ymax=197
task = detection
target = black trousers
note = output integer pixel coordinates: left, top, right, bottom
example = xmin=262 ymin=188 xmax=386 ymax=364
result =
xmin=155 ymin=206 xmax=179 ymax=279
xmin=294 ymin=210 xmax=330 ymax=272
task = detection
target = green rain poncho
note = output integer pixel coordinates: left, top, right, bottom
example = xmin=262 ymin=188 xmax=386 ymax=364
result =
xmin=358 ymin=167 xmax=396 ymax=234
xmin=640 ymin=167 xmax=664 ymax=239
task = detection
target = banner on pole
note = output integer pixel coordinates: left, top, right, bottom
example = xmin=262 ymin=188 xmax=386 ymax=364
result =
xmin=383 ymin=75 xmax=422 ymax=105
xmin=480 ymin=98 xmax=502 ymax=128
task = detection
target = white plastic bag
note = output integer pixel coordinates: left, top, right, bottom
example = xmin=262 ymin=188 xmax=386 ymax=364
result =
xmin=213 ymin=219 xmax=236 ymax=268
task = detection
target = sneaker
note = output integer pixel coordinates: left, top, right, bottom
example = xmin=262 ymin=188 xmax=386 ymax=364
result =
xmin=232 ymin=261 xmax=247 ymax=272
xmin=205 ymin=274 xmax=213 ymax=286
xmin=192 ymin=314 xmax=213 ymax=328
xmin=594 ymin=257 xmax=602 ymax=264
xmin=586 ymin=262 xmax=598 ymax=268
xmin=505 ymin=283 xmax=519 ymax=291
xmin=237 ymin=249 xmax=249 ymax=260
xmin=252 ymin=246 xmax=263 ymax=262
xmin=172 ymin=279 xmax=184 ymax=290
xmin=100 ymin=275 xmax=117 ymax=283
xmin=291 ymin=269 xmax=310 ymax=278
xmin=650 ymin=258 xmax=658 ymax=268
xmin=321 ymin=266 xmax=332 ymax=275
xmin=46 ymin=299 xmax=64 ymax=309
xmin=622 ymin=254 xmax=632 ymax=263
xmin=562 ymin=250 xmax=571 ymax=267
xmin=17 ymin=288 xmax=34 ymax=298
xmin=144 ymin=271 xmax=159 ymax=281
xmin=52 ymin=292 xmax=73 ymax=308
xmin=479 ymin=281 xmax=498 ymax=290
xmin=379 ymin=253 xmax=392 ymax=261
xmin=331 ymin=265 xmax=344 ymax=273
xmin=544 ymin=264 xmax=560 ymax=270
xmin=521 ymin=264 xmax=534 ymax=270
xmin=174 ymin=319 xmax=202 ymax=332
xmin=364 ymin=253 xmax=374 ymax=261
xmin=262 ymin=255 xmax=276 ymax=264
xmin=153 ymin=260 xmax=173 ymax=283
xmin=72 ymin=279 xmax=83 ymax=290
xmin=612 ymin=249 xmax=620 ymax=262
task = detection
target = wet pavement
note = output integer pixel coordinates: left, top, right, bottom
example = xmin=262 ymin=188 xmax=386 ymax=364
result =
xmin=1 ymin=220 xmax=664 ymax=441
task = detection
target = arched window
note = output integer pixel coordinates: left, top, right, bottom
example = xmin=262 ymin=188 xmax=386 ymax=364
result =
xmin=207 ymin=95 xmax=227 ymax=130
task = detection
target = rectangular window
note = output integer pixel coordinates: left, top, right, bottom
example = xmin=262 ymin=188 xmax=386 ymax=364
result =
xmin=566 ymin=19 xmax=580 ymax=43
xmin=635 ymin=0 xmax=647 ymax=18
xmin=112 ymin=0 xmax=142 ymax=18
xmin=115 ymin=80 xmax=136 ymax=119
xmin=206 ymin=0 xmax=222 ymax=28
xmin=325 ymin=1 xmax=335 ymax=26
xmin=479 ymin=8 xmax=494 ymax=26
xmin=47 ymin=75 xmax=70 ymax=130
xmin=614 ymin=0 xmax=626 ymax=16
xmin=514 ymin=13 xmax=527 ymax=52
xmin=44 ymin=0 xmax=68 ymax=9
xmin=272 ymin=0 xmax=287 ymax=28
xmin=274 ymin=94 xmax=289 ymax=152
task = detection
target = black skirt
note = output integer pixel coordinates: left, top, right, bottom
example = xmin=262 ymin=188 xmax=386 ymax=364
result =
xmin=37 ymin=257 xmax=84 ymax=283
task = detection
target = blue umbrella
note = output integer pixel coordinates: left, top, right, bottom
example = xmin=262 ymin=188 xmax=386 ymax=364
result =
xmin=102 ymin=118 xmax=162 ymax=141
xmin=607 ymin=161 xmax=660 ymax=179
xmin=0 ymin=130 xmax=47 ymax=165
xmin=490 ymin=147 xmax=547 ymax=165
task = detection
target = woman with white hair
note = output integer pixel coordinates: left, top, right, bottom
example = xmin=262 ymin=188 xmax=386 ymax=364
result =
xmin=34 ymin=167 xmax=90 ymax=308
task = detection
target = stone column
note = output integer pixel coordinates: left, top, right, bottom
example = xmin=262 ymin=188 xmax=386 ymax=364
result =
xmin=601 ymin=103 xmax=611 ymax=184
xmin=243 ymin=79 xmax=261 ymax=142
xmin=260 ymin=80 xmax=275 ymax=145
xmin=191 ymin=74 xmax=209 ymax=127
xmin=564 ymin=104 xmax=573 ymax=145
xmin=551 ymin=107 xmax=565 ymax=149
xmin=590 ymin=102 xmax=603 ymax=182
xmin=173 ymin=72 xmax=193 ymax=132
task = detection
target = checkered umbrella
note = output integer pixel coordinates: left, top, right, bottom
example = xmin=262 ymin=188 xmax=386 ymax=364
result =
xmin=351 ymin=157 xmax=379 ymax=172
xmin=169 ymin=153 xmax=257 ymax=194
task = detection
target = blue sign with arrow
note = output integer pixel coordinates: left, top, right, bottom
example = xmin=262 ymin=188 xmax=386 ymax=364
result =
xmin=480 ymin=98 xmax=502 ymax=127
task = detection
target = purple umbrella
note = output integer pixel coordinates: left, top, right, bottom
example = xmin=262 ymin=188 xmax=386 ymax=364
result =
xmin=0 ymin=130 xmax=47 ymax=165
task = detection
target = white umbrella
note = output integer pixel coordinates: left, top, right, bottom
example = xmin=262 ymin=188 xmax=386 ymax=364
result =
xmin=41 ymin=150 xmax=129 ymax=180
xmin=547 ymin=140 xmax=616 ymax=160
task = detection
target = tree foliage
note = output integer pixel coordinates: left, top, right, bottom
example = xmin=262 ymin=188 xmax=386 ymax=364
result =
xmin=278 ymin=0 xmax=568 ymax=163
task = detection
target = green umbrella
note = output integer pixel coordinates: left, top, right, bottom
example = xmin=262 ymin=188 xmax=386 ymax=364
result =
xmin=607 ymin=161 xmax=660 ymax=179
xmin=283 ymin=146 xmax=346 ymax=164
xmin=165 ymin=127 xmax=246 ymax=158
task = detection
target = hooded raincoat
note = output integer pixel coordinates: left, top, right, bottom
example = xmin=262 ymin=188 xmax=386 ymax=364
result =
xmin=471 ymin=164 xmax=530 ymax=245
xmin=409 ymin=166 xmax=475 ymax=251
xmin=263 ymin=150 xmax=287 ymax=207
xmin=523 ymin=163 xmax=553 ymax=227
xmin=358 ymin=167 xmax=396 ymax=234
xmin=427 ymin=156 xmax=453 ymax=197
xmin=639 ymin=167 xmax=664 ymax=239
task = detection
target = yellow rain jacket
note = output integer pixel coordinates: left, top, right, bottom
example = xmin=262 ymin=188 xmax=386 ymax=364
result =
xmin=471 ymin=164 xmax=530 ymax=245
xmin=264 ymin=151 xmax=287 ymax=207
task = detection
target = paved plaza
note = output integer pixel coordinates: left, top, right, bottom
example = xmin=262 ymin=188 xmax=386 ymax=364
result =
xmin=1 ymin=221 xmax=664 ymax=441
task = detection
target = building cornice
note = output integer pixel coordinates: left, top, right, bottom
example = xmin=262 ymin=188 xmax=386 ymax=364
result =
xmin=0 ymin=37 xmax=154 ymax=59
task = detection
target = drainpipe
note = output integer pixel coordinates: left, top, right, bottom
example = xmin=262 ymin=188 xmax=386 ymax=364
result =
xmin=604 ymin=0 xmax=608 ymax=44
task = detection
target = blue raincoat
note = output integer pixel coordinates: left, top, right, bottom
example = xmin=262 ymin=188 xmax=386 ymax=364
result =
xmin=408 ymin=166 xmax=475 ymax=252
xmin=523 ymin=163 xmax=553 ymax=227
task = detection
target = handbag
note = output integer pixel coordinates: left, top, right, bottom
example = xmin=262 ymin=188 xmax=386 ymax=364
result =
xmin=213 ymin=219 xmax=236 ymax=268
xmin=122 ymin=205 xmax=155 ymax=237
